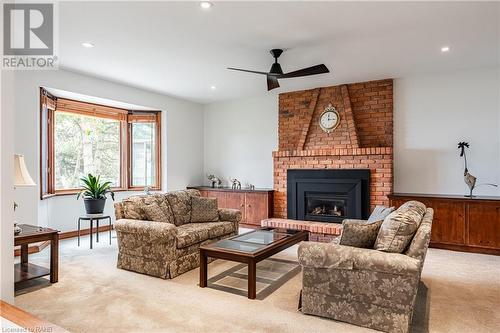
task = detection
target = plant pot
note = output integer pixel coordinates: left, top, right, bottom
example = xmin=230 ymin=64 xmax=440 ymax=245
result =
xmin=83 ymin=198 xmax=106 ymax=214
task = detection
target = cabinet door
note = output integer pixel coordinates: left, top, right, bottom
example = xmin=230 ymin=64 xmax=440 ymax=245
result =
xmin=225 ymin=193 xmax=246 ymax=222
xmin=468 ymin=202 xmax=500 ymax=248
xmin=390 ymin=197 xmax=465 ymax=245
xmin=204 ymin=191 xmax=227 ymax=208
xmin=428 ymin=200 xmax=465 ymax=245
xmin=245 ymin=193 xmax=270 ymax=226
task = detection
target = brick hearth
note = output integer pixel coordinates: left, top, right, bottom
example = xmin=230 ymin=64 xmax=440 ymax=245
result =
xmin=273 ymin=79 xmax=394 ymax=222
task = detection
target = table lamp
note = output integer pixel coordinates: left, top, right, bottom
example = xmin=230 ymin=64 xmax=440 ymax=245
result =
xmin=14 ymin=154 xmax=36 ymax=234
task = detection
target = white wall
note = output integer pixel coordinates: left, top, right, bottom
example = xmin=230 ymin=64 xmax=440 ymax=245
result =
xmin=1 ymin=71 xmax=15 ymax=303
xmin=202 ymin=67 xmax=500 ymax=197
xmin=203 ymin=95 xmax=278 ymax=188
xmin=8 ymin=69 xmax=204 ymax=232
xmin=394 ymin=67 xmax=500 ymax=196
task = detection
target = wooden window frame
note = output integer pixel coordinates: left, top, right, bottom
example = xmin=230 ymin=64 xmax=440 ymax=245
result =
xmin=39 ymin=88 xmax=162 ymax=198
xmin=127 ymin=112 xmax=162 ymax=191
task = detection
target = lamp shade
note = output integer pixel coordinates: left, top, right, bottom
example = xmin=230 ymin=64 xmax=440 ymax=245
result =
xmin=14 ymin=154 xmax=36 ymax=187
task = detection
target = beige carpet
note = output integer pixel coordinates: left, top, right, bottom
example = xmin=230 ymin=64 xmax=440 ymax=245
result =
xmin=14 ymin=231 xmax=500 ymax=333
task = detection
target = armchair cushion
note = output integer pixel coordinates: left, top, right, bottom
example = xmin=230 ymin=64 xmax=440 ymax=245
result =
xmin=339 ymin=219 xmax=383 ymax=248
xmin=374 ymin=200 xmax=426 ymax=253
xmin=191 ymin=196 xmax=219 ymax=222
xmin=142 ymin=202 xmax=175 ymax=224
xmin=298 ymin=241 xmax=420 ymax=276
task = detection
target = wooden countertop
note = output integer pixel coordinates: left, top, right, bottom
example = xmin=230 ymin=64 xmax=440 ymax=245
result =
xmin=389 ymin=192 xmax=500 ymax=201
xmin=1 ymin=300 xmax=67 ymax=332
xmin=187 ymin=186 xmax=274 ymax=193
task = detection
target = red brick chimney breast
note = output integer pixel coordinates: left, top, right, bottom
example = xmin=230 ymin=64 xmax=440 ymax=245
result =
xmin=274 ymin=79 xmax=394 ymax=218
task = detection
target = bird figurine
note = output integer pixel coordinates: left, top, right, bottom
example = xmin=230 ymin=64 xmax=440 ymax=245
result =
xmin=458 ymin=142 xmax=497 ymax=197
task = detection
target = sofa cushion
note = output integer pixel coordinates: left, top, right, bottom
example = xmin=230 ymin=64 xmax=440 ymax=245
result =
xmin=191 ymin=196 xmax=219 ymax=222
xmin=142 ymin=202 xmax=175 ymax=224
xmin=176 ymin=222 xmax=236 ymax=248
xmin=121 ymin=197 xmax=148 ymax=220
xmin=165 ymin=190 xmax=197 ymax=226
xmin=205 ymin=221 xmax=236 ymax=238
xmin=340 ymin=219 xmax=383 ymax=248
xmin=374 ymin=201 xmax=427 ymax=253
xmin=176 ymin=223 xmax=210 ymax=248
xmin=367 ymin=205 xmax=395 ymax=223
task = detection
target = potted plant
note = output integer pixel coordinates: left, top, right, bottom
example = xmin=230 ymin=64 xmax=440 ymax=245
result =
xmin=77 ymin=174 xmax=115 ymax=214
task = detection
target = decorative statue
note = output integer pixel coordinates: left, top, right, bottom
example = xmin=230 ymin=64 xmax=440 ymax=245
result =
xmin=206 ymin=174 xmax=222 ymax=188
xmin=458 ymin=142 xmax=497 ymax=197
xmin=247 ymin=183 xmax=255 ymax=190
xmin=144 ymin=186 xmax=151 ymax=195
xmin=230 ymin=178 xmax=241 ymax=190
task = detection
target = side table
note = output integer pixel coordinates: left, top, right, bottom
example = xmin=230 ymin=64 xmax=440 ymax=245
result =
xmin=14 ymin=224 xmax=59 ymax=286
xmin=78 ymin=214 xmax=112 ymax=249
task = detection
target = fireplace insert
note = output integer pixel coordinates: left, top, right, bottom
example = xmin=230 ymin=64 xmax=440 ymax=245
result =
xmin=287 ymin=169 xmax=370 ymax=223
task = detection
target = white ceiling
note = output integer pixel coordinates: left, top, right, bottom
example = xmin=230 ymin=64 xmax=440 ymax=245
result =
xmin=59 ymin=1 xmax=499 ymax=104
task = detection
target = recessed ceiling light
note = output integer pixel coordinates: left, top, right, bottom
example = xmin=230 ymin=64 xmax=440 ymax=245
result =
xmin=210 ymin=85 xmax=217 ymax=90
xmin=441 ymin=46 xmax=450 ymax=53
xmin=82 ymin=42 xmax=95 ymax=48
xmin=199 ymin=1 xmax=213 ymax=9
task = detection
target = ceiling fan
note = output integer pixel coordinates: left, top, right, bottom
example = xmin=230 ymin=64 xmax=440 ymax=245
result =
xmin=228 ymin=49 xmax=329 ymax=91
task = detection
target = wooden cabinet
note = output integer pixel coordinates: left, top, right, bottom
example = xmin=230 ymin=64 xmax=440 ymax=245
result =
xmin=468 ymin=202 xmax=500 ymax=249
xmin=188 ymin=187 xmax=274 ymax=226
xmin=389 ymin=193 xmax=500 ymax=255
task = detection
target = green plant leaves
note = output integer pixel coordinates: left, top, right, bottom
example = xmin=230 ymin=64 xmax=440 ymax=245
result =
xmin=76 ymin=173 xmax=115 ymax=200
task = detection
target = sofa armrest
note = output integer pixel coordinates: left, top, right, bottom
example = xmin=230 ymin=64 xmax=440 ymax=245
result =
xmin=298 ymin=241 xmax=420 ymax=276
xmin=115 ymin=219 xmax=177 ymax=242
xmin=218 ymin=208 xmax=242 ymax=223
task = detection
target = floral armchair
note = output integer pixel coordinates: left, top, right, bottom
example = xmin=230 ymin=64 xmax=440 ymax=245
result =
xmin=298 ymin=205 xmax=433 ymax=333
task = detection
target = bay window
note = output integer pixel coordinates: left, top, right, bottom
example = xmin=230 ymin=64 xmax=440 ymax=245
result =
xmin=40 ymin=88 xmax=161 ymax=198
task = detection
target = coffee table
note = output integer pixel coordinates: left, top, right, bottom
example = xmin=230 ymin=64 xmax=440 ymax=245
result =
xmin=199 ymin=227 xmax=309 ymax=299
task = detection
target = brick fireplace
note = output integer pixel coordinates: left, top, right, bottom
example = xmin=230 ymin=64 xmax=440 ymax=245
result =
xmin=272 ymin=79 xmax=394 ymax=236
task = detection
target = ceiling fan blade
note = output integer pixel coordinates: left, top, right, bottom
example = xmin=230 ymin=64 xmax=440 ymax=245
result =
xmin=267 ymin=75 xmax=280 ymax=91
xmin=280 ymin=64 xmax=329 ymax=79
xmin=227 ymin=67 xmax=270 ymax=75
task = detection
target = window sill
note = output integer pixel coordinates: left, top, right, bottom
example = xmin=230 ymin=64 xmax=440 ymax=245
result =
xmin=40 ymin=187 xmax=162 ymax=199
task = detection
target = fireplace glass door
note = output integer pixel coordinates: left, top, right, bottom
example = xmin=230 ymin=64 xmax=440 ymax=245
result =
xmin=305 ymin=193 xmax=348 ymax=220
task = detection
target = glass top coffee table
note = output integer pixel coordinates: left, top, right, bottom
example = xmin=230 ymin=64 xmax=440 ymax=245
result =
xmin=199 ymin=227 xmax=309 ymax=299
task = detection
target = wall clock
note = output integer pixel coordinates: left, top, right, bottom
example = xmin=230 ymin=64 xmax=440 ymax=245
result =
xmin=319 ymin=104 xmax=340 ymax=133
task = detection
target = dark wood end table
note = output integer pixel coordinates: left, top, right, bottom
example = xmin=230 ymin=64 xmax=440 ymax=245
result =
xmin=14 ymin=224 xmax=59 ymax=285
xmin=199 ymin=228 xmax=308 ymax=299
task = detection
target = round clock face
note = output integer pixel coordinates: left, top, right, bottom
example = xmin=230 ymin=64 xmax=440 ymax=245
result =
xmin=319 ymin=108 xmax=340 ymax=133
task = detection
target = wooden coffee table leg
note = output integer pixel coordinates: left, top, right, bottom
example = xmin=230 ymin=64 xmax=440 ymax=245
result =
xmin=248 ymin=260 xmax=257 ymax=299
xmin=50 ymin=233 xmax=59 ymax=283
xmin=199 ymin=249 xmax=207 ymax=288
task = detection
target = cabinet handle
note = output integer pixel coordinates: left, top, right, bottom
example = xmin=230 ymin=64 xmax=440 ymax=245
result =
xmin=248 ymin=204 xmax=251 ymax=208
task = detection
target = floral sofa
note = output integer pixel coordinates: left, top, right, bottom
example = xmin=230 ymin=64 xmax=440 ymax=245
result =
xmin=114 ymin=189 xmax=241 ymax=279
xmin=298 ymin=201 xmax=434 ymax=333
